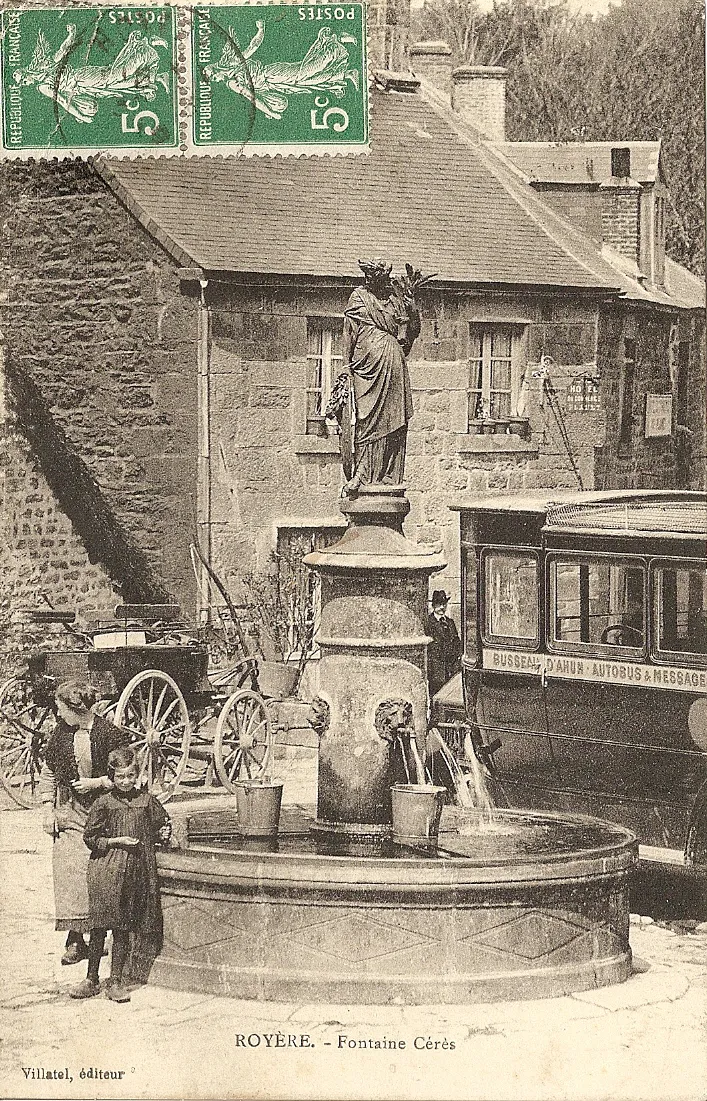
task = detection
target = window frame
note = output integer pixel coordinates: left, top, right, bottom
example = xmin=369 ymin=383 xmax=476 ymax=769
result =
xmin=546 ymin=550 xmax=647 ymax=660
xmin=305 ymin=316 xmax=344 ymax=431
xmin=649 ymin=556 xmax=707 ymax=668
xmin=480 ymin=546 xmax=541 ymax=652
xmin=467 ymin=323 xmax=526 ymax=427
xmin=461 ymin=546 xmax=479 ymax=662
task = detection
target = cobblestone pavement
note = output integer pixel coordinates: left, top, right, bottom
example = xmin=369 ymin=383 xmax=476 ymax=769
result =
xmin=2 ymin=800 xmax=707 ymax=1101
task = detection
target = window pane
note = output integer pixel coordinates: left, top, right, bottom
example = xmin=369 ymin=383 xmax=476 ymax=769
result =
xmin=490 ymin=329 xmax=512 ymax=358
xmin=306 ymin=318 xmax=343 ymax=425
xmin=484 ymin=553 xmax=539 ymax=641
xmin=491 ymin=358 xmax=512 ymax=391
xmin=469 ymin=329 xmax=483 ymax=358
xmin=490 ymin=356 xmax=512 ymax=418
xmin=653 ymin=565 xmax=707 ymax=655
xmin=489 ymin=391 xmax=511 ymax=419
xmin=552 ymin=559 xmax=645 ymax=649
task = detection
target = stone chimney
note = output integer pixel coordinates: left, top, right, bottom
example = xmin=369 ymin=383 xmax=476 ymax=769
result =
xmin=409 ymin=41 xmax=453 ymax=98
xmin=367 ymin=0 xmax=410 ymax=71
xmin=451 ymin=66 xmax=507 ymax=141
xmin=599 ymin=147 xmax=642 ymax=273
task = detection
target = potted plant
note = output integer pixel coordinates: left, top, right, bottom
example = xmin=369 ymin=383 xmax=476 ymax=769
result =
xmin=508 ymin=416 xmax=529 ymax=439
xmin=305 ymin=413 xmax=328 ymax=438
xmin=241 ymin=542 xmax=318 ymax=699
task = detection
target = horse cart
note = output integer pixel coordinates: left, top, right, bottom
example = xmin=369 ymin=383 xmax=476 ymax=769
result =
xmin=0 ymin=604 xmax=275 ymax=808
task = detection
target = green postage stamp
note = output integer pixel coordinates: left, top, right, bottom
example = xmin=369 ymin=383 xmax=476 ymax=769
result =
xmin=191 ymin=4 xmax=368 ymax=152
xmin=0 ymin=4 xmax=369 ymax=158
xmin=1 ymin=7 xmax=182 ymax=156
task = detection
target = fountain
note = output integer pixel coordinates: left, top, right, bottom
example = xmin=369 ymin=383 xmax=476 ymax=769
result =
xmin=151 ymin=261 xmax=636 ymax=1004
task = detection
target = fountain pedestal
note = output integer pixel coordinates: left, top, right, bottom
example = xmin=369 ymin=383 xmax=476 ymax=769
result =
xmin=303 ymin=485 xmax=445 ymax=836
xmin=150 ymin=490 xmax=639 ymax=1005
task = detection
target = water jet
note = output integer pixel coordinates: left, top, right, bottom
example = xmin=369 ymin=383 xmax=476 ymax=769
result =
xmin=153 ymin=485 xmax=637 ymax=1004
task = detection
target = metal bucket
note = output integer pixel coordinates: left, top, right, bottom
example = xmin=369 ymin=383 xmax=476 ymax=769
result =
xmin=234 ymin=780 xmax=284 ymax=838
xmin=257 ymin=661 xmax=299 ymax=701
xmin=391 ymin=784 xmax=446 ymax=849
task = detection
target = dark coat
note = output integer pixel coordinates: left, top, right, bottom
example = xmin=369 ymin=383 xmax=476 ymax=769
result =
xmin=426 ymin=612 xmax=462 ymax=698
xmin=44 ymin=714 xmax=129 ymax=791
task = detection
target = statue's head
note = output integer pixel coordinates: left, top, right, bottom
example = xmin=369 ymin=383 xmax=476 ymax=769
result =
xmin=359 ymin=258 xmax=392 ymax=297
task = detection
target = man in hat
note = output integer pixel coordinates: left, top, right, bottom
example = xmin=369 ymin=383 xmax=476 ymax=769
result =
xmin=426 ymin=590 xmax=462 ymax=699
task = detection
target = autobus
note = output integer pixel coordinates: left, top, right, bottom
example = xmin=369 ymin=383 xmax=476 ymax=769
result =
xmin=432 ymin=490 xmax=707 ymax=868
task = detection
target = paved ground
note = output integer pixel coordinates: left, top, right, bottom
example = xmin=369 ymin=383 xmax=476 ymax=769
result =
xmin=2 ymin=796 xmax=707 ymax=1101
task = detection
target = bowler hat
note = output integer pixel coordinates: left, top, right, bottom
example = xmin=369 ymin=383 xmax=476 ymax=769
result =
xmin=431 ymin=590 xmax=449 ymax=606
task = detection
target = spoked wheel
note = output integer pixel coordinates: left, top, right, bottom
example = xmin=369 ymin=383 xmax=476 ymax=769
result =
xmin=114 ymin=671 xmax=191 ymax=803
xmin=214 ymin=689 xmax=272 ymax=791
xmin=0 ymin=676 xmax=54 ymax=808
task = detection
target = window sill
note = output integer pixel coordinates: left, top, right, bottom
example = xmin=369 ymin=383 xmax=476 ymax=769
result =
xmin=294 ymin=434 xmax=340 ymax=456
xmin=455 ymin=432 xmax=538 ymax=455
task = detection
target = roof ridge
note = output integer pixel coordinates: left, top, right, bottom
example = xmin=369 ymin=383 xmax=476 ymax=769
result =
xmin=418 ymin=81 xmax=622 ymax=293
xmin=502 ymin=140 xmax=661 ymax=148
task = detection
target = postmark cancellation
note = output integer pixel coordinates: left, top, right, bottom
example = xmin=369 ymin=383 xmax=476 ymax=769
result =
xmin=0 ymin=2 xmax=370 ymax=158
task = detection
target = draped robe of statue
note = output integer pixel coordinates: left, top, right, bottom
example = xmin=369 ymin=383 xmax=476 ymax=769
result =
xmin=342 ymin=286 xmax=419 ymax=486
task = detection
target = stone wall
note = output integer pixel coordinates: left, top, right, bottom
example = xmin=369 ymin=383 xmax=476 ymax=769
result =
xmin=0 ymin=161 xmax=199 ymax=613
xmin=206 ymin=281 xmax=607 ymax=619
xmin=0 ymin=370 xmax=120 ymax=678
xmin=595 ymin=306 xmax=689 ymax=490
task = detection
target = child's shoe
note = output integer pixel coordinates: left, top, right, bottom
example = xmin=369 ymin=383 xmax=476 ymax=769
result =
xmin=105 ymin=983 xmax=131 ymax=1003
xmin=61 ymin=941 xmax=89 ymax=965
xmin=69 ymin=978 xmax=99 ymax=999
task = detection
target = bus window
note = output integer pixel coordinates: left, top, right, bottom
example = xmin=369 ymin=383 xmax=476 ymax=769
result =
xmin=550 ymin=557 xmax=645 ymax=651
xmin=483 ymin=552 xmax=539 ymax=644
xmin=652 ymin=563 xmax=707 ymax=657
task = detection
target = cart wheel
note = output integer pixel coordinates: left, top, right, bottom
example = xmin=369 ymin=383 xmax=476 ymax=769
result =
xmin=0 ymin=676 xmax=54 ymax=809
xmin=114 ymin=671 xmax=191 ymax=803
xmin=214 ymin=689 xmax=272 ymax=791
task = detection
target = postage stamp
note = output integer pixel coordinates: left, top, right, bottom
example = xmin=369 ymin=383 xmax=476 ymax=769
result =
xmin=0 ymin=3 xmax=369 ymax=159
xmin=190 ymin=3 xmax=369 ymax=153
xmin=1 ymin=6 xmax=182 ymax=157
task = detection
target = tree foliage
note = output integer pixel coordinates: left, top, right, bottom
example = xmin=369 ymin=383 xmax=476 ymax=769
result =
xmin=413 ymin=0 xmax=705 ymax=274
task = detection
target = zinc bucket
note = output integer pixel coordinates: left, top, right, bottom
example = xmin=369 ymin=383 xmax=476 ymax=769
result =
xmin=234 ymin=780 xmax=284 ymax=838
xmin=391 ymin=784 xmax=446 ymax=849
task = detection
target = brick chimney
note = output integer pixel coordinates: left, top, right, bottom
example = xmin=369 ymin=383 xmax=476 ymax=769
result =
xmin=409 ymin=41 xmax=453 ymax=98
xmin=367 ymin=0 xmax=411 ymax=71
xmin=451 ymin=66 xmax=507 ymax=141
xmin=599 ymin=147 xmax=642 ymax=273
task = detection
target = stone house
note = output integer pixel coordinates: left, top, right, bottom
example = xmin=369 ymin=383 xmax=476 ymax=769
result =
xmin=0 ymin=0 xmax=704 ymax=640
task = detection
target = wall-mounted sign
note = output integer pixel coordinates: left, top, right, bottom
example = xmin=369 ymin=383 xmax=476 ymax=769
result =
xmin=566 ymin=376 xmax=601 ymax=413
xmin=645 ymin=393 xmax=673 ymax=438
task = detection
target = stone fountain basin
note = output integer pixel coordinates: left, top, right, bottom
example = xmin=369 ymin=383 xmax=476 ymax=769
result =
xmin=152 ymin=807 xmax=637 ymax=1005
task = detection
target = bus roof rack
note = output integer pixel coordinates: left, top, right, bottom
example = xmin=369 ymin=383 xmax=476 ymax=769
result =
xmin=546 ymin=496 xmax=707 ymax=535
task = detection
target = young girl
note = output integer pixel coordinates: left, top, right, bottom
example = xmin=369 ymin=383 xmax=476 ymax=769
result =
xmin=71 ymin=746 xmax=171 ymax=1003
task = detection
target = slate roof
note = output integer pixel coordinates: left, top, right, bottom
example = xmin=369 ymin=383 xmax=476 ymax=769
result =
xmin=492 ymin=141 xmax=663 ymax=186
xmin=99 ymin=85 xmax=702 ymax=310
xmin=99 ymin=86 xmax=619 ymax=290
xmin=665 ymin=258 xmax=706 ymax=310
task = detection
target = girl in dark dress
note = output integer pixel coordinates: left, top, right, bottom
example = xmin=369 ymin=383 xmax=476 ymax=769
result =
xmin=72 ymin=746 xmax=171 ymax=1003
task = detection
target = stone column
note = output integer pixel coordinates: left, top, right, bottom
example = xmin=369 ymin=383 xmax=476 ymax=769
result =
xmin=304 ymin=486 xmax=445 ymax=837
